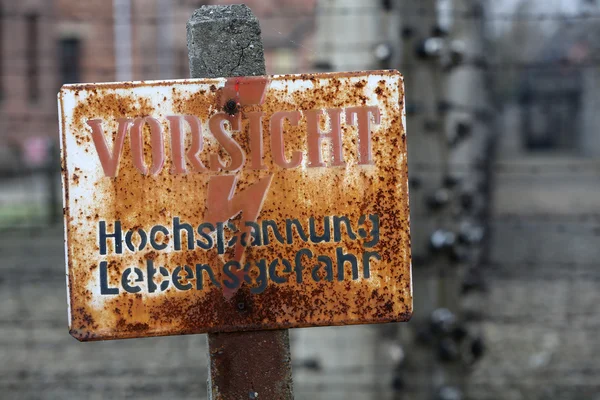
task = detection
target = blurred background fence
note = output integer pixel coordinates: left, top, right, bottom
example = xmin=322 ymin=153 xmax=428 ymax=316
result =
xmin=1 ymin=0 xmax=599 ymax=399
xmin=0 ymin=139 xmax=60 ymax=230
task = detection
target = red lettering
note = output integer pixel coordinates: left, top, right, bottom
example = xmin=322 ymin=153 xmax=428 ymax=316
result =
xmin=130 ymin=117 xmax=165 ymax=175
xmin=208 ymin=113 xmax=245 ymax=172
xmin=305 ymin=108 xmax=344 ymax=168
xmin=166 ymin=115 xmax=208 ymax=174
xmin=270 ymin=111 xmax=303 ymax=169
xmin=87 ymin=118 xmax=132 ymax=177
xmin=87 ymin=105 xmax=381 ymax=177
xmin=246 ymin=111 xmax=267 ymax=170
xmin=346 ymin=106 xmax=380 ymax=165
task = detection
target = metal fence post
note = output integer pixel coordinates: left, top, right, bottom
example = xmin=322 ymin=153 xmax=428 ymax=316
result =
xmin=186 ymin=5 xmax=294 ymax=399
xmin=47 ymin=140 xmax=61 ymax=225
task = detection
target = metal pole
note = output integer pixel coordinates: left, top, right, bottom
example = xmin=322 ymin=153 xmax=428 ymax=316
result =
xmin=186 ymin=5 xmax=293 ymax=400
xmin=47 ymin=140 xmax=60 ymax=225
xmin=397 ymin=1 xmax=443 ymax=399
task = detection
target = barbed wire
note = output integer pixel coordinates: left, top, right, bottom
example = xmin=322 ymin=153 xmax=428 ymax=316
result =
xmin=0 ymin=61 xmax=599 ymax=88
xmin=6 ymin=8 xmax=600 ymax=23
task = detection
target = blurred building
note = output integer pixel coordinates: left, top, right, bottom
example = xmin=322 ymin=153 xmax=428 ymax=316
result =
xmin=0 ymin=0 xmax=58 ymax=169
xmin=2 ymin=1 xmax=599 ymax=399
xmin=478 ymin=4 xmax=600 ymax=399
xmin=0 ymin=0 xmax=316 ymax=167
xmin=517 ymin=22 xmax=600 ymax=156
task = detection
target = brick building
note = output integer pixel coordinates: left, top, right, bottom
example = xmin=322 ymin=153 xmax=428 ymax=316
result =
xmin=0 ymin=0 xmax=59 ymax=168
xmin=0 ymin=0 xmax=316 ymax=167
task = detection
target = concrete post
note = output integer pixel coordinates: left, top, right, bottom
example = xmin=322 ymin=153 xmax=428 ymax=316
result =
xmin=187 ymin=5 xmax=266 ymax=78
xmin=397 ymin=2 xmax=447 ymax=399
xmin=186 ymin=5 xmax=293 ymax=400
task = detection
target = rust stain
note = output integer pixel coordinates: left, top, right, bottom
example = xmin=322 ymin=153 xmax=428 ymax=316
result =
xmin=58 ymin=70 xmax=412 ymax=341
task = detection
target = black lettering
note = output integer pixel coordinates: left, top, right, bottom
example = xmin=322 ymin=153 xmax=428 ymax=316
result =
xmin=242 ymin=221 xmax=262 ymax=247
xmin=99 ymin=261 xmax=119 ymax=295
xmin=309 ymin=216 xmax=331 ymax=243
xmin=172 ymin=265 xmax=194 ymax=291
xmin=150 ymin=225 xmax=169 ymax=250
xmin=196 ymin=223 xmax=214 ymax=250
xmin=294 ymin=248 xmax=312 ymax=283
xmin=244 ymin=260 xmax=268 ymax=294
xmin=223 ymin=261 xmax=241 ymax=289
xmin=99 ymin=220 xmax=122 ymax=255
xmin=146 ymin=259 xmax=169 ymax=293
xmin=336 ymin=247 xmax=358 ymax=281
xmin=333 ymin=215 xmax=357 ymax=242
xmin=125 ymin=228 xmax=148 ymax=252
xmin=122 ymin=267 xmax=144 ymax=294
xmin=311 ymin=255 xmax=333 ymax=282
xmin=268 ymin=258 xmax=292 ymax=284
xmin=262 ymin=220 xmax=285 ymax=245
xmin=196 ymin=264 xmax=221 ymax=289
xmin=173 ymin=217 xmax=194 ymax=251
xmin=362 ymin=251 xmax=381 ymax=279
xmin=240 ymin=232 xmax=249 ymax=247
xmin=285 ymin=219 xmax=308 ymax=244
xmin=227 ymin=221 xmax=239 ymax=247
xmin=216 ymin=222 xmax=226 ymax=255
xmin=358 ymin=214 xmax=380 ymax=248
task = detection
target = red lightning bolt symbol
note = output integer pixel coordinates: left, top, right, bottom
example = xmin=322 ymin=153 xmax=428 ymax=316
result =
xmin=204 ymin=174 xmax=273 ymax=298
xmin=205 ymin=76 xmax=271 ymax=298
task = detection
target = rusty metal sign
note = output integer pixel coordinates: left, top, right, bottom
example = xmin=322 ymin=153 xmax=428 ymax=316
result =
xmin=58 ymin=70 xmax=412 ymax=341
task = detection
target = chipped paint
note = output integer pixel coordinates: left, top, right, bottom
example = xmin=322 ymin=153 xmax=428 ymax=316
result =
xmin=58 ymin=70 xmax=412 ymax=341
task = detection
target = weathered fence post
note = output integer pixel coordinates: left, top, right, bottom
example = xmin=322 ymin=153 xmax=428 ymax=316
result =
xmin=186 ymin=5 xmax=294 ymax=399
xmin=47 ymin=140 xmax=61 ymax=225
